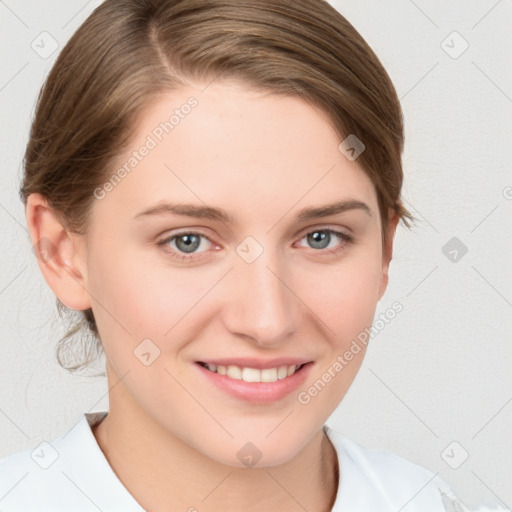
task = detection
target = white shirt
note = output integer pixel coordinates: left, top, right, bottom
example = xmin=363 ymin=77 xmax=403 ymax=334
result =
xmin=0 ymin=411 xmax=459 ymax=511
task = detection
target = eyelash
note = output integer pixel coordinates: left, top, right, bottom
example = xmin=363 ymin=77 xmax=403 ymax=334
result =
xmin=156 ymin=227 xmax=354 ymax=262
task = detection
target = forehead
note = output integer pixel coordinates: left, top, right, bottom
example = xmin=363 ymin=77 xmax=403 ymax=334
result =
xmin=92 ymin=80 xmax=378 ymax=227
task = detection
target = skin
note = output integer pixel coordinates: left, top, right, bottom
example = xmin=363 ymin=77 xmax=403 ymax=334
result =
xmin=26 ymin=80 xmax=398 ymax=511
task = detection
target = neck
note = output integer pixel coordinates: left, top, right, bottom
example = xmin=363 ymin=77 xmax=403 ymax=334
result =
xmin=92 ymin=371 xmax=339 ymax=511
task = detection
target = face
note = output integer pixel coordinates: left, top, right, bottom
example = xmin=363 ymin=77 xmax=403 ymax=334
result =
xmin=76 ymin=81 xmax=394 ymax=466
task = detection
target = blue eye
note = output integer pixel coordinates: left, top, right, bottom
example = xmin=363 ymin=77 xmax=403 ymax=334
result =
xmin=157 ymin=232 xmax=214 ymax=261
xmin=157 ymin=227 xmax=354 ymax=261
xmin=296 ymin=228 xmax=353 ymax=254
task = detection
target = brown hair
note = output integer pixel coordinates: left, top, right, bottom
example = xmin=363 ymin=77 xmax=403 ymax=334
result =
xmin=20 ymin=0 xmax=413 ymax=372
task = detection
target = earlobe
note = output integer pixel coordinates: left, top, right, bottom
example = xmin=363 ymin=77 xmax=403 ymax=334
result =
xmin=26 ymin=193 xmax=91 ymax=311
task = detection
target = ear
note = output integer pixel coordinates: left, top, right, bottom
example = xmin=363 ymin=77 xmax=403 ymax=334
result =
xmin=25 ymin=193 xmax=91 ymax=311
xmin=377 ymin=208 xmax=400 ymax=301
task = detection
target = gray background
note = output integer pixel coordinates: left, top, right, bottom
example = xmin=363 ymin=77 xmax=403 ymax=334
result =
xmin=1 ymin=0 xmax=511 ymax=509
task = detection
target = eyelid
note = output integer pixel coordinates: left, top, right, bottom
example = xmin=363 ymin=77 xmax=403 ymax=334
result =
xmin=293 ymin=227 xmax=355 ymax=252
xmin=157 ymin=230 xmax=217 ymax=247
xmin=157 ymin=224 xmax=355 ymax=260
xmin=294 ymin=223 xmax=354 ymax=240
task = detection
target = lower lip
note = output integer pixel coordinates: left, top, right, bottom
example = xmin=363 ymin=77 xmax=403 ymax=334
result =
xmin=195 ymin=362 xmax=313 ymax=403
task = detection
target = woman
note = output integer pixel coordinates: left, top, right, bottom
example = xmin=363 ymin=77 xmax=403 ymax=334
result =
xmin=0 ymin=0 xmax=465 ymax=510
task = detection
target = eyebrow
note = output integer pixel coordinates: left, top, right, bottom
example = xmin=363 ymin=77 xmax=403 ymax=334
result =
xmin=134 ymin=199 xmax=371 ymax=223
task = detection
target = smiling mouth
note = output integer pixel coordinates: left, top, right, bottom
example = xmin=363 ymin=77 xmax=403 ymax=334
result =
xmin=197 ymin=362 xmax=308 ymax=383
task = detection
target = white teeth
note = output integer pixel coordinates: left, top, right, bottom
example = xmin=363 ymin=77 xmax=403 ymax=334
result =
xmin=277 ymin=366 xmax=288 ymax=379
xmin=226 ymin=365 xmax=242 ymax=379
xmin=242 ymin=367 xmax=260 ymax=382
xmin=261 ymin=368 xmax=278 ymax=382
xmin=203 ymin=363 xmax=302 ymax=382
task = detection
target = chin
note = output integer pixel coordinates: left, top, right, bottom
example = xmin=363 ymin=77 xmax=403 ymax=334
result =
xmin=197 ymin=428 xmax=316 ymax=470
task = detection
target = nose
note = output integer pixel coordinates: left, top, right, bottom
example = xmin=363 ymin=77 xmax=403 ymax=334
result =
xmin=222 ymin=250 xmax=299 ymax=348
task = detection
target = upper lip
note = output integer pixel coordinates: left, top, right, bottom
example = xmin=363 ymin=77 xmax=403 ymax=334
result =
xmin=196 ymin=357 xmax=313 ymax=370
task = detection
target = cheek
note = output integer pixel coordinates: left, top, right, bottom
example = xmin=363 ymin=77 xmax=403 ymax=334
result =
xmin=293 ymin=253 xmax=383 ymax=419
xmin=87 ymin=228 xmax=383 ymax=359
xmin=86 ymin=243 xmax=212 ymax=356
xmin=84 ymin=242 xmax=166 ymax=359
xmin=302 ymin=251 xmax=384 ymax=342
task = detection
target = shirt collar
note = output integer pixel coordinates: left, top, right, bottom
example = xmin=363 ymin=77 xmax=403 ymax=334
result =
xmin=55 ymin=411 xmax=145 ymax=511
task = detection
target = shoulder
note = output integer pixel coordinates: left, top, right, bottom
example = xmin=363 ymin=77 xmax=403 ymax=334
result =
xmin=0 ymin=412 xmax=144 ymax=512
xmin=324 ymin=425 xmax=462 ymax=511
